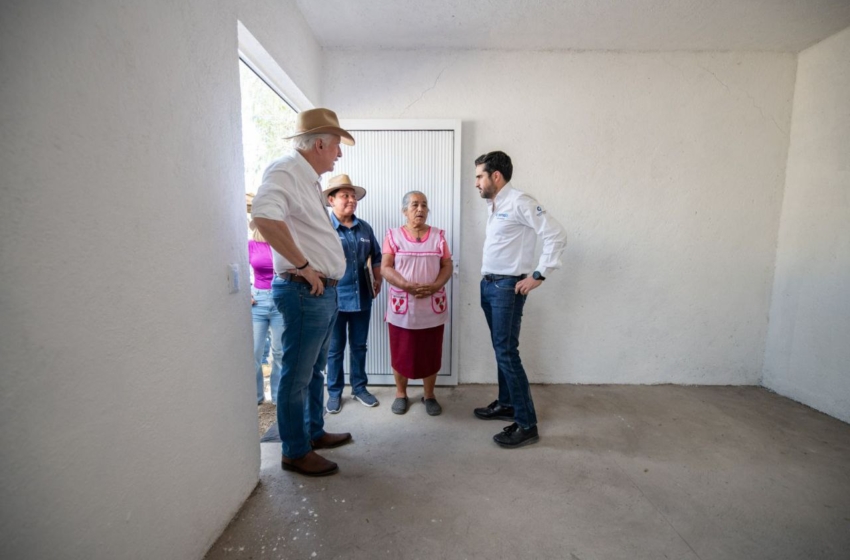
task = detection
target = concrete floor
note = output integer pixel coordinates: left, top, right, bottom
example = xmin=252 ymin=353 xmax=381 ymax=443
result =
xmin=205 ymin=385 xmax=850 ymax=560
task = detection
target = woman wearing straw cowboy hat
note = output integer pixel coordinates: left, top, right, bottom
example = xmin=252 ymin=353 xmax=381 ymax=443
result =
xmin=322 ymin=174 xmax=383 ymax=414
xmin=252 ymin=108 xmax=356 ymax=477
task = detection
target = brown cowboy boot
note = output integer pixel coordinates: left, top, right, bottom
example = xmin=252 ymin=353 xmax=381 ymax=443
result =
xmin=311 ymin=432 xmax=352 ymax=449
xmin=281 ymin=451 xmax=338 ymax=477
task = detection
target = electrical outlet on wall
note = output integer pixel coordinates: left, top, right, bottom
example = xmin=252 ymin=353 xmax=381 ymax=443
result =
xmin=227 ymin=263 xmax=240 ymax=294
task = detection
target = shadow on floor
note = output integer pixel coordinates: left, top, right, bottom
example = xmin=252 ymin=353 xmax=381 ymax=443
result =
xmin=208 ymin=384 xmax=850 ymax=560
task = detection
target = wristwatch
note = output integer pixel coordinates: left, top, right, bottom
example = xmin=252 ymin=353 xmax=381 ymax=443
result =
xmin=532 ymin=271 xmax=546 ymax=281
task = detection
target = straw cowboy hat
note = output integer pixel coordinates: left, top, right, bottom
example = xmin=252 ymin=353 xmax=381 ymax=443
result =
xmin=322 ymin=174 xmax=366 ymax=205
xmin=284 ymin=108 xmax=355 ymax=146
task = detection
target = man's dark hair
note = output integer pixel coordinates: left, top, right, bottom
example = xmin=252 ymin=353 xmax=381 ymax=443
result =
xmin=475 ymin=151 xmax=513 ymax=183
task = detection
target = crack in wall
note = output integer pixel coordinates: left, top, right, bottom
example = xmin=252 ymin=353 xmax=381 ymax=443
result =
xmin=694 ymin=61 xmax=786 ymax=135
xmin=694 ymin=62 xmax=731 ymax=93
xmin=661 ymin=56 xmax=787 ymax=135
xmin=398 ymin=58 xmax=456 ymax=116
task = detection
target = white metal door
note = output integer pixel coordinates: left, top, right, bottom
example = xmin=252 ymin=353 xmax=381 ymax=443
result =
xmin=328 ymin=120 xmax=461 ymax=386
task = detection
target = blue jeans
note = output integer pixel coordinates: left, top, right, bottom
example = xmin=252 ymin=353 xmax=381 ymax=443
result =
xmin=252 ymin=289 xmax=283 ymax=404
xmin=262 ymin=331 xmax=271 ymax=364
xmin=326 ymin=308 xmax=372 ymax=398
xmin=272 ymin=278 xmax=338 ymax=459
xmin=480 ymin=277 xmax=538 ymax=429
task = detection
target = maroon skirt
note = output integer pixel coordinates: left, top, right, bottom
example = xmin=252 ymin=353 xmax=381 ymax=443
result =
xmin=388 ymin=323 xmax=445 ymax=379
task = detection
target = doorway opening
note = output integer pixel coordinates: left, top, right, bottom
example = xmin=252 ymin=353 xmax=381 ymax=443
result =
xmin=238 ymin=57 xmax=297 ymax=436
xmin=237 ymin=18 xmax=309 ymax=437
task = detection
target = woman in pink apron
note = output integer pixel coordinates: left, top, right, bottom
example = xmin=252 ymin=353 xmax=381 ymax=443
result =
xmin=381 ymin=191 xmax=453 ymax=416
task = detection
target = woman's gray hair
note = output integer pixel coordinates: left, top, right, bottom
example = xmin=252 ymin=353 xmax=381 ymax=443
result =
xmin=402 ymin=190 xmax=427 ymax=211
xmin=290 ymin=132 xmax=336 ymax=152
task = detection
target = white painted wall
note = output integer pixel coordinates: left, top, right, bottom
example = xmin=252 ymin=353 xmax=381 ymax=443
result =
xmin=763 ymin=27 xmax=850 ymax=424
xmin=324 ymin=49 xmax=797 ymax=385
xmin=0 ymin=0 xmax=838 ymax=554
xmin=0 ymin=0 xmax=321 ymax=557
xmin=238 ymin=0 xmax=325 ymax=107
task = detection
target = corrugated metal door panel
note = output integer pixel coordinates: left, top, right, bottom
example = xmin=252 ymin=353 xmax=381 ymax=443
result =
xmin=326 ymin=129 xmax=455 ymax=383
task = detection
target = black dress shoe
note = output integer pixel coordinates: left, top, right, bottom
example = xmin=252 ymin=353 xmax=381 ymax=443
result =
xmin=474 ymin=400 xmax=515 ymax=421
xmin=493 ymin=423 xmax=539 ymax=448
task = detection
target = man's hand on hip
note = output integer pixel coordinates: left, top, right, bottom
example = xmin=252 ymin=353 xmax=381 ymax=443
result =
xmin=300 ymin=266 xmax=325 ymax=296
xmin=515 ymin=277 xmax=542 ymax=295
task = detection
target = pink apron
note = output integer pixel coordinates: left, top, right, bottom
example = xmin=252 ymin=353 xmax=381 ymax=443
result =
xmin=385 ymin=226 xmax=448 ymax=330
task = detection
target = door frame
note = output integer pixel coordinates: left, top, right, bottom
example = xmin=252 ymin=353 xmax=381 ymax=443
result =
xmin=340 ymin=119 xmax=462 ymax=386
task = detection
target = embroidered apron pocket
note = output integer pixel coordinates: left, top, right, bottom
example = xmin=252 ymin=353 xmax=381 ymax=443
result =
xmin=430 ymin=287 xmax=447 ymax=314
xmin=390 ymin=288 xmax=409 ymax=315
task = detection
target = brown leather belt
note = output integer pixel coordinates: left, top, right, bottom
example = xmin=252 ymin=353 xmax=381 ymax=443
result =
xmin=277 ymin=272 xmax=339 ymax=287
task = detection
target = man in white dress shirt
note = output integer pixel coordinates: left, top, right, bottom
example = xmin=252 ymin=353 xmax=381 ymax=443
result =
xmin=252 ymin=108 xmax=355 ymax=476
xmin=473 ymin=151 xmax=567 ymax=448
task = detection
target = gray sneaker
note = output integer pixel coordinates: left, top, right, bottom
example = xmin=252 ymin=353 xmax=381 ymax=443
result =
xmin=326 ymin=395 xmax=342 ymax=414
xmin=391 ymin=397 xmax=409 ymax=415
xmin=353 ymin=390 xmax=379 ymax=407
xmin=421 ymin=397 xmax=442 ymax=416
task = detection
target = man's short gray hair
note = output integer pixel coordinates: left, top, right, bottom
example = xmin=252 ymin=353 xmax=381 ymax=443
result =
xmin=402 ymin=190 xmax=427 ymax=211
xmin=291 ymin=132 xmax=336 ymax=152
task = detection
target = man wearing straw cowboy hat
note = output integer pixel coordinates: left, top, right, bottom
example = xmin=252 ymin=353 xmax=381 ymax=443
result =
xmin=323 ymin=174 xmax=383 ymax=414
xmin=252 ymin=108 xmax=356 ymax=477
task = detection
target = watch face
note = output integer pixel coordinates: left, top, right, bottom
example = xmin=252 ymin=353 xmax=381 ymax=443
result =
xmin=533 ymin=271 xmax=542 ymax=280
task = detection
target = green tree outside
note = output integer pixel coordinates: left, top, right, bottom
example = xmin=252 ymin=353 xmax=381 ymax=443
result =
xmin=239 ymin=61 xmax=297 ymax=194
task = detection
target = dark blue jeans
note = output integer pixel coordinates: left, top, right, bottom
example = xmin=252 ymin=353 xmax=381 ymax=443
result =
xmin=480 ymin=276 xmax=538 ymax=429
xmin=272 ymin=278 xmax=338 ymax=459
xmin=326 ymin=307 xmax=372 ymax=398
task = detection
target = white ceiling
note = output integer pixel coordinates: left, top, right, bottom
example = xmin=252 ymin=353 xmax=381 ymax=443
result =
xmin=295 ymin=0 xmax=850 ymax=53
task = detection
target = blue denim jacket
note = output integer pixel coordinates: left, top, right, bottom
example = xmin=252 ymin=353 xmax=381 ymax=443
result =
xmin=331 ymin=213 xmax=382 ymax=312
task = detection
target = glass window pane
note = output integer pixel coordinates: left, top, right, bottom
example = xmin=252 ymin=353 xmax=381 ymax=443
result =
xmin=239 ymin=60 xmax=297 ymax=195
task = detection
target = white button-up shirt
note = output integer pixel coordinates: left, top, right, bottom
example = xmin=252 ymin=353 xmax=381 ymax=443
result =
xmin=481 ymin=183 xmax=567 ymax=277
xmin=251 ymin=150 xmax=346 ymax=279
